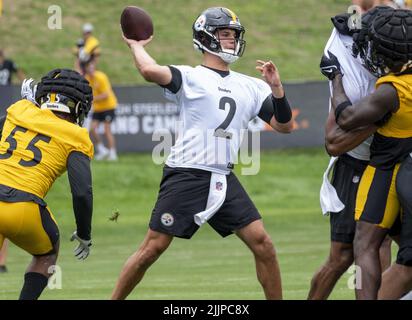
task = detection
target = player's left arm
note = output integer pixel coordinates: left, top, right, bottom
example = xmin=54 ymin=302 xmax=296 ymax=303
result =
xmin=67 ymin=151 xmax=93 ymax=241
xmin=331 ymin=74 xmax=399 ymax=130
xmin=256 ymin=60 xmax=293 ymax=133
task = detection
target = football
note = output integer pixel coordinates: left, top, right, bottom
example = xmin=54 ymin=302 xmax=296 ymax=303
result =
xmin=120 ymin=6 xmax=153 ymax=41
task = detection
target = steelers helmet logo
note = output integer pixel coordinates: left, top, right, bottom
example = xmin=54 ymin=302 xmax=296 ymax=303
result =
xmin=161 ymin=213 xmax=174 ymax=227
xmin=352 ymin=176 xmax=360 ymax=184
xmin=194 ymin=15 xmax=206 ymax=31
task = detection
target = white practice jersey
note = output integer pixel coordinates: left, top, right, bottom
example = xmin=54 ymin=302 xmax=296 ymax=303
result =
xmin=324 ymin=28 xmax=377 ymax=161
xmin=163 ymin=65 xmax=271 ymax=174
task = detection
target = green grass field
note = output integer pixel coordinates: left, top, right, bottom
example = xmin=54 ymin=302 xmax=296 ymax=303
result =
xmin=0 ymin=148 xmax=364 ymax=300
xmin=0 ymin=0 xmax=350 ymax=84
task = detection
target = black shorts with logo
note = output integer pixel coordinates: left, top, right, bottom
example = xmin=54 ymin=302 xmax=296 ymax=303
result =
xmin=149 ymin=166 xmax=261 ymax=239
xmin=92 ymin=109 xmax=116 ymax=122
xmin=330 ymin=154 xmax=369 ymax=244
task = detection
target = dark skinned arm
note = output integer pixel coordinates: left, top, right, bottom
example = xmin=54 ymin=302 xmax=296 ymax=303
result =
xmin=331 ymin=74 xmax=399 ymax=131
xmin=325 ymin=107 xmax=377 ymax=156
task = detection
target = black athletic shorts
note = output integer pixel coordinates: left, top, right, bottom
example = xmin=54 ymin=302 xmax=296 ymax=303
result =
xmin=330 ymin=154 xmax=369 ymax=244
xmin=92 ymin=109 xmax=116 ymax=122
xmin=396 ymin=155 xmax=412 ymax=266
xmin=149 ymin=166 xmax=261 ymax=239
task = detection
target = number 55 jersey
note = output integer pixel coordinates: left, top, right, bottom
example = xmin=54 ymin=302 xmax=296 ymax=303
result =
xmin=0 ymin=99 xmax=94 ymax=201
xmin=163 ymin=65 xmax=272 ymax=175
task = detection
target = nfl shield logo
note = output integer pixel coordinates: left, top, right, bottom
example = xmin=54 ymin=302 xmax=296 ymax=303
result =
xmin=216 ymin=182 xmax=223 ymax=191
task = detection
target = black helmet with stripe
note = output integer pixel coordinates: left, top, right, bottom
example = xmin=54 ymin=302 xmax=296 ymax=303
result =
xmin=35 ymin=69 xmax=93 ymax=126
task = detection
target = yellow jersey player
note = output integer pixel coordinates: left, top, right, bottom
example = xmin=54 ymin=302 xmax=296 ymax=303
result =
xmin=74 ymin=23 xmax=101 ymax=73
xmin=0 ymin=69 xmax=94 ymax=300
xmin=321 ymin=9 xmax=412 ymax=299
xmin=83 ymin=59 xmax=118 ymax=161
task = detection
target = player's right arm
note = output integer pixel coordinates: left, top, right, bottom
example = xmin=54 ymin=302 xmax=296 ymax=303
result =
xmin=324 ymin=108 xmax=377 ymax=156
xmin=122 ymin=34 xmax=172 ymax=86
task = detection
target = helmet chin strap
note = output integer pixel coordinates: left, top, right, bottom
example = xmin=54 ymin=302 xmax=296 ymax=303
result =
xmin=217 ymin=51 xmax=239 ymax=64
xmin=194 ymin=42 xmax=240 ymax=64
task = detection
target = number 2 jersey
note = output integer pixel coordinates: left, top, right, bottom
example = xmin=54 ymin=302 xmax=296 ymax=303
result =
xmin=163 ymin=65 xmax=272 ymax=175
xmin=0 ymin=99 xmax=94 ymax=200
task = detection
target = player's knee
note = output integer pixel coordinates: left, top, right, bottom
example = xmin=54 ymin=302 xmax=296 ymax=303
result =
xmin=354 ymin=237 xmax=376 ymax=259
xmin=252 ymin=234 xmax=276 ymax=260
xmin=138 ymin=243 xmax=166 ymax=267
xmin=380 ymin=236 xmax=392 ymax=250
xmin=331 ymin=248 xmax=353 ymax=272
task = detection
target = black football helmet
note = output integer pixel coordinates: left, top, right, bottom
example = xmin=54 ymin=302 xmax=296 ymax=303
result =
xmin=353 ymin=7 xmax=412 ymax=77
xmin=35 ymin=69 xmax=93 ymax=126
xmin=192 ymin=7 xmax=246 ymax=64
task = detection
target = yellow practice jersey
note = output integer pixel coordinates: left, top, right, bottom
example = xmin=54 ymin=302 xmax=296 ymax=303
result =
xmin=73 ymin=35 xmax=101 ymax=57
xmin=370 ymin=74 xmax=412 ymax=169
xmin=84 ymin=36 xmax=100 ymax=56
xmin=85 ymin=70 xmax=117 ymax=112
xmin=0 ymin=100 xmax=94 ymax=199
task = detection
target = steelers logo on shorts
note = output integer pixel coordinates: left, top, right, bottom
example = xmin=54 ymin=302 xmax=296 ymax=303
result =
xmin=161 ymin=213 xmax=174 ymax=227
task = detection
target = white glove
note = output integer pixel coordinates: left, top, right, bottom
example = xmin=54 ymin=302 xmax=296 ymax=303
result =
xmin=21 ymin=78 xmax=38 ymax=106
xmin=78 ymin=48 xmax=90 ymax=63
xmin=70 ymin=231 xmax=92 ymax=260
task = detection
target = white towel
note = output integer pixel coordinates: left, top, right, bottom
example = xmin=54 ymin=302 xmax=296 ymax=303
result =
xmin=320 ymin=157 xmax=345 ymax=215
xmin=194 ymin=173 xmax=227 ymax=226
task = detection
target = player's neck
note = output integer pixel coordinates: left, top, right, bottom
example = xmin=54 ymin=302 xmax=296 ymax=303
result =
xmin=202 ymin=53 xmax=230 ymax=72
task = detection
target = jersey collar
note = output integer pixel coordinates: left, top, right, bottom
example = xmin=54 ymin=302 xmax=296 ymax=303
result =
xmin=200 ymin=65 xmax=230 ymax=78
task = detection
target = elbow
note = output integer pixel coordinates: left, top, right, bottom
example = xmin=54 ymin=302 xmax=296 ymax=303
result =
xmin=139 ymin=66 xmax=153 ymax=82
xmin=338 ymin=120 xmax=351 ymax=131
xmin=336 ymin=110 xmax=355 ymax=131
xmin=281 ymin=126 xmax=293 ymax=134
xmin=139 ymin=65 xmax=157 ymax=82
xmin=282 ymin=120 xmax=294 ymax=133
xmin=272 ymin=119 xmax=294 ymax=133
xmin=325 ymin=143 xmax=341 ymax=157
xmin=325 ymin=137 xmax=344 ymax=157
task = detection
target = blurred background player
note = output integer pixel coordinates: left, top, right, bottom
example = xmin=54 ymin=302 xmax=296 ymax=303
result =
xmin=73 ymin=23 xmax=101 ymax=73
xmin=82 ymin=58 xmax=118 ymax=161
xmin=0 ymin=69 xmax=94 ymax=299
xmin=324 ymin=8 xmax=412 ymax=299
xmin=0 ymin=49 xmax=25 ymax=85
xmin=309 ymin=4 xmax=395 ymax=300
xmin=112 ymin=6 xmax=294 ymax=300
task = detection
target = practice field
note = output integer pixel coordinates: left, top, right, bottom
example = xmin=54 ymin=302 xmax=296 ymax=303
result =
xmin=0 ymin=148 xmax=362 ymax=300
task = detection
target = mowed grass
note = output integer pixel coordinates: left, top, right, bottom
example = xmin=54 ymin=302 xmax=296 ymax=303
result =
xmin=0 ymin=148 xmax=360 ymax=300
xmin=0 ymin=0 xmax=349 ymax=84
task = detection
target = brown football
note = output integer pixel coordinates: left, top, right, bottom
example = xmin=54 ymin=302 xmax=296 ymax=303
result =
xmin=120 ymin=6 xmax=153 ymax=41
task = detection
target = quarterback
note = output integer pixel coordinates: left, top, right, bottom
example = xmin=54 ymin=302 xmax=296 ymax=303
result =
xmin=112 ymin=7 xmax=294 ymax=300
